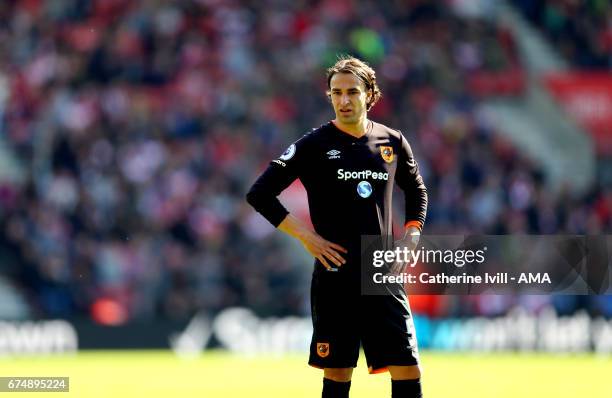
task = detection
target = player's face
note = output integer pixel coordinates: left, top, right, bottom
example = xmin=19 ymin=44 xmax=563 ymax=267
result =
xmin=329 ymin=73 xmax=370 ymax=125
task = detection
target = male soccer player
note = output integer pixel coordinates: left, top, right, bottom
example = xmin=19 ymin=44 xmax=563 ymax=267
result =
xmin=246 ymin=56 xmax=427 ymax=398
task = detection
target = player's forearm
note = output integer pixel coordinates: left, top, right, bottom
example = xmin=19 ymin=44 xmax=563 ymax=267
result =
xmin=277 ymin=213 xmax=313 ymax=241
xmin=245 ymin=166 xmax=294 ymax=227
xmin=404 ymin=181 xmax=428 ymax=228
xmin=398 ymin=134 xmax=428 ymax=226
xmin=246 ymin=190 xmax=289 ymax=227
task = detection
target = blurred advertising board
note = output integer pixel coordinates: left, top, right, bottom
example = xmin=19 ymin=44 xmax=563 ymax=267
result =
xmin=1 ymin=307 xmax=611 ymax=355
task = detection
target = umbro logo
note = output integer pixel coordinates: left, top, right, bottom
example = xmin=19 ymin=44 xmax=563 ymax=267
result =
xmin=326 ymin=149 xmax=341 ymax=159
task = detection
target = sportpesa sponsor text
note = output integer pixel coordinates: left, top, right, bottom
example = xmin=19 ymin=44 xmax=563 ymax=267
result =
xmin=337 ymin=169 xmax=389 ymax=181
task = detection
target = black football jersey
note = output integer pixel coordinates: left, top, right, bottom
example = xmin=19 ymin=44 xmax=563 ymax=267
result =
xmin=247 ymin=120 xmax=427 ymax=268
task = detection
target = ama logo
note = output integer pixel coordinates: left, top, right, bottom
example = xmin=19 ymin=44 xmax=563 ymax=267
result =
xmin=357 ymin=181 xmax=372 ymax=198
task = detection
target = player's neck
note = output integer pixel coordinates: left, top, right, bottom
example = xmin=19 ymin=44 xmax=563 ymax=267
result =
xmin=332 ymin=117 xmax=369 ymax=138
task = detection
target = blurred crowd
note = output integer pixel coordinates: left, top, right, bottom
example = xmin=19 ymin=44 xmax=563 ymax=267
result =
xmin=512 ymin=0 xmax=612 ymax=69
xmin=0 ymin=0 xmax=610 ymax=323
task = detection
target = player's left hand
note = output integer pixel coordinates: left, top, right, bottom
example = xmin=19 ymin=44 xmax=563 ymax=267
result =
xmin=389 ymin=228 xmax=420 ymax=275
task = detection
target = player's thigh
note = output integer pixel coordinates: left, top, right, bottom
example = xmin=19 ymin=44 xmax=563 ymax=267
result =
xmin=360 ymin=294 xmax=419 ymax=372
xmin=309 ymin=272 xmax=360 ymax=369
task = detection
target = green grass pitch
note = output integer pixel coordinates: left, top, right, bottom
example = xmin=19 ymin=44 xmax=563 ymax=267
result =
xmin=0 ymin=350 xmax=609 ymax=397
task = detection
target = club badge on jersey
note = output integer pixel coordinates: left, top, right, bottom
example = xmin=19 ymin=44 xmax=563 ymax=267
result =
xmin=380 ymin=146 xmax=394 ymax=163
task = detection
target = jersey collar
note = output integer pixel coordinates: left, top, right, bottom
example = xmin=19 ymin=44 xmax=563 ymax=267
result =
xmin=330 ymin=120 xmax=372 ymax=142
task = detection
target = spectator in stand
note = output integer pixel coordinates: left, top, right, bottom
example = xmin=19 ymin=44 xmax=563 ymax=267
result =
xmin=512 ymin=0 xmax=611 ymax=69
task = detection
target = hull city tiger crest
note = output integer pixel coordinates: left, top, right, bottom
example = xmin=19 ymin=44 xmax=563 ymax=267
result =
xmin=380 ymin=146 xmax=394 ymax=163
xmin=317 ymin=343 xmax=330 ymax=358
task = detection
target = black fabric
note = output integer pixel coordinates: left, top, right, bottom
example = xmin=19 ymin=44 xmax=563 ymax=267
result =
xmin=308 ymin=279 xmax=419 ymax=371
xmin=391 ymin=379 xmax=422 ymax=398
xmin=322 ymin=378 xmax=351 ymax=398
xmin=247 ymin=120 xmax=426 ymax=374
xmin=246 ymin=120 xmax=428 ymax=239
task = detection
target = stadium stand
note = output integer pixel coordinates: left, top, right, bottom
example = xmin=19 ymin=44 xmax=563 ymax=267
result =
xmin=0 ymin=0 xmax=609 ymax=322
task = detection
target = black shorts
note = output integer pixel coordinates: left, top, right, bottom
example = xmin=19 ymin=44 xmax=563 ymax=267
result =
xmin=308 ymin=266 xmax=419 ymax=373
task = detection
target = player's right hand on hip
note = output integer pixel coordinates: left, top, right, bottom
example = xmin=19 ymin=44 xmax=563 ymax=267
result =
xmin=299 ymin=231 xmax=347 ymax=270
